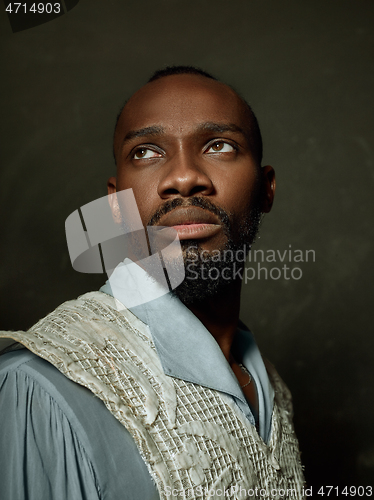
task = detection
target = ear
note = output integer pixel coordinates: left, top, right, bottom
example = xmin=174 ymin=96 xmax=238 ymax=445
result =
xmin=260 ymin=165 xmax=276 ymax=213
xmin=107 ymin=176 xmax=117 ymax=195
xmin=107 ymin=176 xmax=122 ymax=223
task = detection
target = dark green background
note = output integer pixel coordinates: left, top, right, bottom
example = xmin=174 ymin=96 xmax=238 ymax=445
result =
xmin=1 ymin=0 xmax=373 ymax=491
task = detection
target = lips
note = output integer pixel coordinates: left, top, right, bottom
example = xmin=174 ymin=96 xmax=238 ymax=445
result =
xmin=156 ymin=206 xmax=222 ymax=240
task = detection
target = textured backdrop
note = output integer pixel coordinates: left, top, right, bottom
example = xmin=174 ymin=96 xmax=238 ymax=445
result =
xmin=1 ymin=0 xmax=373 ymax=489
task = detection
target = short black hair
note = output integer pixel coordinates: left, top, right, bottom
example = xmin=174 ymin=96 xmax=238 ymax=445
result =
xmin=114 ymin=65 xmax=263 ymax=165
xmin=148 ymin=65 xmax=217 ymax=82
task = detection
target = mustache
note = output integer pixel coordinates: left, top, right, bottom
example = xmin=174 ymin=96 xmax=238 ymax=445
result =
xmin=147 ymin=197 xmax=232 ymax=233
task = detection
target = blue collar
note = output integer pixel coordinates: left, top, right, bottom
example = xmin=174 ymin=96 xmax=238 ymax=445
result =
xmin=100 ymin=260 xmax=274 ymax=443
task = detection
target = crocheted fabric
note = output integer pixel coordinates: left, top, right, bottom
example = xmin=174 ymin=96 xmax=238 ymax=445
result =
xmin=0 ymin=292 xmax=305 ymax=499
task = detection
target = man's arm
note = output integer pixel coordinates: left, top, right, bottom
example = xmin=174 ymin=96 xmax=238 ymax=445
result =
xmin=0 ymin=350 xmax=101 ymax=500
xmin=0 ymin=349 xmax=159 ymax=500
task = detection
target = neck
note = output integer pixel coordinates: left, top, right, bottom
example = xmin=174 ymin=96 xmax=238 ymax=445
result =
xmin=185 ymin=279 xmax=242 ymax=361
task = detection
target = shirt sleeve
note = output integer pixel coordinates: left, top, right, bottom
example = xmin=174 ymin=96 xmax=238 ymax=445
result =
xmin=0 ymin=354 xmax=101 ymax=500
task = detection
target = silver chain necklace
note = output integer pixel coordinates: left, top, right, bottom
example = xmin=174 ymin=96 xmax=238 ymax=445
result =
xmin=238 ymin=363 xmax=252 ymax=388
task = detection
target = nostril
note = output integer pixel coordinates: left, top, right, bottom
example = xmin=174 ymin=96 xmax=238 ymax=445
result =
xmin=190 ymin=185 xmax=210 ymax=196
xmin=163 ymin=187 xmax=180 ymax=196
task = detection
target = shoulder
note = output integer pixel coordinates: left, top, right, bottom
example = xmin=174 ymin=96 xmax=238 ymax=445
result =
xmin=0 ymin=348 xmax=73 ymax=403
xmin=0 ymin=348 xmax=102 ymax=442
xmin=0 ymin=291 xmax=149 ymax=378
xmin=0 ymin=347 xmax=37 ymax=373
xmin=0 ymin=347 xmax=92 ymax=401
xmin=28 ymin=290 xmax=149 ymax=341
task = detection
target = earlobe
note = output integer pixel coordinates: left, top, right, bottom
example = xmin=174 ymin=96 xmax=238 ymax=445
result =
xmin=107 ymin=176 xmax=122 ymax=223
xmin=260 ymin=166 xmax=276 ymax=213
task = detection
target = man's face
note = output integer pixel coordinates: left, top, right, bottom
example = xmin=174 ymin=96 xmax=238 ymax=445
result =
xmin=109 ymin=74 xmax=275 ymax=301
xmin=111 ymin=74 xmax=273 ymax=241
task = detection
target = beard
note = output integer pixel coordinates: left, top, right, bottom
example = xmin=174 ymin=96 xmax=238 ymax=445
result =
xmin=147 ymin=195 xmax=263 ymax=306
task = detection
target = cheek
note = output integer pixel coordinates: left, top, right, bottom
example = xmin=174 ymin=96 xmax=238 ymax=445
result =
xmin=116 ymin=169 xmax=160 ymax=226
xmin=215 ymin=167 xmax=260 ymax=216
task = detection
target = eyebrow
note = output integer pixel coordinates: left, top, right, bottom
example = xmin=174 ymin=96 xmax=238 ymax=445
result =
xmin=121 ymin=126 xmax=165 ymax=147
xmin=196 ymin=122 xmax=247 ymax=137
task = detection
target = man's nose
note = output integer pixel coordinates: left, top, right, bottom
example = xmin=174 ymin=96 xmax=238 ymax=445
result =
xmin=157 ymin=151 xmax=214 ymax=199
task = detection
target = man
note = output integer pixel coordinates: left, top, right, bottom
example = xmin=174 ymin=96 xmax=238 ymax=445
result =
xmin=0 ymin=66 xmax=305 ymax=499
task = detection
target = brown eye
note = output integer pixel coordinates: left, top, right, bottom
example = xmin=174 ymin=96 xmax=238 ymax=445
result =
xmin=206 ymin=141 xmax=236 ymax=154
xmin=133 ymin=148 xmax=161 ymax=160
xmin=134 ymin=148 xmax=147 ymax=159
xmin=212 ymin=142 xmax=224 ymax=151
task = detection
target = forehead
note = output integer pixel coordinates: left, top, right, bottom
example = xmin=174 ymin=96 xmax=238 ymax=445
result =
xmin=114 ymin=75 xmax=248 ymax=151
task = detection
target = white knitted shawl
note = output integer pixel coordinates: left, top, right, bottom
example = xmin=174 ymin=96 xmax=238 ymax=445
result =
xmin=0 ymin=292 xmax=305 ymax=500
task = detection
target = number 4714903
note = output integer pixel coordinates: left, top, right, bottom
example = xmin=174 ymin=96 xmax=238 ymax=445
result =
xmin=318 ymin=486 xmax=372 ymax=496
xmin=5 ymin=3 xmax=61 ymax=14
